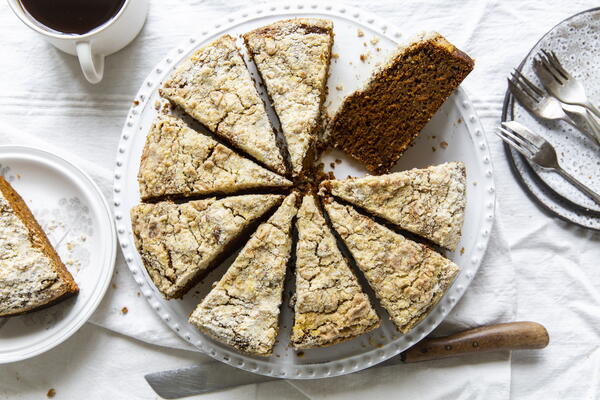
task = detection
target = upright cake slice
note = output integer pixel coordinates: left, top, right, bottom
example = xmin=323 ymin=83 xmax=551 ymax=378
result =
xmin=320 ymin=162 xmax=466 ymax=250
xmin=189 ymin=193 xmax=298 ymax=356
xmin=138 ymin=114 xmax=292 ymax=201
xmin=324 ymin=200 xmax=459 ymax=333
xmin=131 ymin=194 xmax=284 ymax=299
xmin=292 ymin=195 xmax=379 ymax=349
xmin=160 ymin=35 xmax=286 ymax=175
xmin=244 ymin=19 xmax=334 ymax=176
xmin=0 ymin=177 xmax=78 ymax=317
xmin=328 ymin=32 xmax=474 ymax=174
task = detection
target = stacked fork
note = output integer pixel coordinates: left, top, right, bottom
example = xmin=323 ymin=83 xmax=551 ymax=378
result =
xmin=501 ymin=49 xmax=600 ymax=206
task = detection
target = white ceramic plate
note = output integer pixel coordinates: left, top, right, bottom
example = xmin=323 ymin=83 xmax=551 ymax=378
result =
xmin=509 ymin=8 xmax=600 ymax=213
xmin=0 ymin=145 xmax=117 ymax=364
xmin=113 ymin=2 xmax=495 ymax=379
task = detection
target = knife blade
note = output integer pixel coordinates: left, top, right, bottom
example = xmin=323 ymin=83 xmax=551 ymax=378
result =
xmin=145 ymin=321 xmax=549 ymax=399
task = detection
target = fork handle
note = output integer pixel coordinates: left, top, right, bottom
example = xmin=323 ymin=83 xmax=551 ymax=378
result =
xmin=556 ymin=167 xmax=600 ymax=206
xmin=563 ymin=108 xmax=600 ymax=145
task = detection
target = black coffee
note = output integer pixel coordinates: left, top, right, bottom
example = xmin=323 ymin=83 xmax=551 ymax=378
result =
xmin=20 ymin=0 xmax=126 ymax=35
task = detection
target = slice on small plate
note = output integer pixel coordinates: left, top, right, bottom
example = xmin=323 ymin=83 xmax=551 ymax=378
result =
xmin=323 ymin=200 xmax=459 ymax=333
xmin=320 ymin=162 xmax=466 ymax=250
xmin=138 ymin=113 xmax=292 ymax=201
xmin=189 ymin=193 xmax=298 ymax=356
xmin=0 ymin=176 xmax=78 ymax=317
xmin=292 ymin=194 xmax=379 ymax=349
xmin=160 ymin=35 xmax=286 ymax=175
xmin=244 ymin=19 xmax=334 ymax=176
xmin=130 ymin=194 xmax=284 ymax=299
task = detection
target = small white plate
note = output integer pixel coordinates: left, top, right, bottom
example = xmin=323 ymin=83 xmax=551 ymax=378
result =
xmin=0 ymin=145 xmax=116 ymax=364
xmin=114 ymin=2 xmax=494 ymax=379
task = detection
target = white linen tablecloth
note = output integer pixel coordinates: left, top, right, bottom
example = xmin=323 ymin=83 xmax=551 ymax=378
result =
xmin=1 ymin=1 xmax=599 ymax=399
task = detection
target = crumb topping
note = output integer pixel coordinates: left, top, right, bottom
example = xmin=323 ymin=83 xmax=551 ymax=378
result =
xmin=130 ymin=194 xmax=284 ymax=299
xmin=189 ymin=193 xmax=297 ymax=356
xmin=324 ymin=201 xmax=459 ymax=332
xmin=244 ymin=19 xmax=334 ymax=176
xmin=292 ymin=195 xmax=379 ymax=349
xmin=138 ymin=114 xmax=291 ymax=200
xmin=160 ymin=35 xmax=286 ymax=175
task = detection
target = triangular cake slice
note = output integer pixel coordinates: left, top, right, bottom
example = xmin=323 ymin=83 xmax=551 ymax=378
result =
xmin=324 ymin=200 xmax=459 ymax=333
xmin=160 ymin=35 xmax=286 ymax=175
xmin=138 ymin=113 xmax=292 ymax=201
xmin=320 ymin=162 xmax=466 ymax=250
xmin=292 ymin=195 xmax=379 ymax=349
xmin=189 ymin=193 xmax=298 ymax=356
xmin=0 ymin=177 xmax=78 ymax=317
xmin=244 ymin=19 xmax=334 ymax=176
xmin=131 ymin=194 xmax=284 ymax=299
xmin=327 ymin=32 xmax=473 ymax=174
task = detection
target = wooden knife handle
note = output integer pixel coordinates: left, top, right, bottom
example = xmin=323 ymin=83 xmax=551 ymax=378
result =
xmin=401 ymin=321 xmax=549 ymax=363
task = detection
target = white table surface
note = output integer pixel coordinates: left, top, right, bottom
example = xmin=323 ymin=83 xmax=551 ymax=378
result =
xmin=1 ymin=1 xmax=600 ymax=399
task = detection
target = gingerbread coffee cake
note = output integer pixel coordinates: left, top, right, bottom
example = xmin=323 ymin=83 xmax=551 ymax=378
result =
xmin=328 ymin=32 xmax=474 ymax=174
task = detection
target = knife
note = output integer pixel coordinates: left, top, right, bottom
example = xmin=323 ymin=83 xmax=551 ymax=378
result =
xmin=145 ymin=321 xmax=549 ymax=399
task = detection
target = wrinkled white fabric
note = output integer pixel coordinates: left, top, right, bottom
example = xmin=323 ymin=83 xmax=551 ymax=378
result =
xmin=0 ymin=0 xmax=598 ymax=399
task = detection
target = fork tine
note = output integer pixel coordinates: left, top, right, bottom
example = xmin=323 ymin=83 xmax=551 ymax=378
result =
xmin=507 ymin=78 xmax=538 ymax=111
xmin=502 ymin=121 xmax=546 ymax=149
xmin=543 ymin=49 xmax=568 ymax=77
xmin=510 ymin=73 xmax=540 ymax=101
xmin=496 ymin=127 xmax=535 ymax=159
xmin=499 ymin=123 xmax=539 ymax=151
xmin=538 ymin=53 xmax=566 ymax=84
xmin=512 ymin=70 xmax=544 ymax=98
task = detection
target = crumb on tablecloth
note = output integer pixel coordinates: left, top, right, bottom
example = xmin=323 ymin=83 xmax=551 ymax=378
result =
xmin=47 ymin=388 xmax=56 ymax=398
xmin=121 ymin=307 xmax=128 ymax=315
xmin=440 ymin=141 xmax=448 ymax=149
xmin=357 ymin=29 xmax=364 ymax=37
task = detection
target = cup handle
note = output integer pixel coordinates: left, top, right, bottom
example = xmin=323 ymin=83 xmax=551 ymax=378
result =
xmin=76 ymin=41 xmax=104 ymax=84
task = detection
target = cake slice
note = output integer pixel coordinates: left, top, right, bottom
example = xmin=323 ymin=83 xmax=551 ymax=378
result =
xmin=160 ymin=35 xmax=286 ymax=175
xmin=324 ymin=200 xmax=459 ymax=333
xmin=292 ymin=195 xmax=379 ymax=349
xmin=189 ymin=193 xmax=298 ymax=356
xmin=0 ymin=177 xmax=78 ymax=317
xmin=131 ymin=194 xmax=284 ymax=299
xmin=138 ymin=113 xmax=292 ymax=201
xmin=243 ymin=19 xmax=334 ymax=177
xmin=319 ymin=162 xmax=466 ymax=250
xmin=328 ymin=32 xmax=474 ymax=174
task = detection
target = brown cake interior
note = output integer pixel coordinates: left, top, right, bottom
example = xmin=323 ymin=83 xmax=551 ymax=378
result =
xmin=329 ymin=34 xmax=474 ymax=174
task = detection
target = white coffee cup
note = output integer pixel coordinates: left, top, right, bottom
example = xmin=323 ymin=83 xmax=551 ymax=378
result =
xmin=7 ymin=0 xmax=149 ymax=84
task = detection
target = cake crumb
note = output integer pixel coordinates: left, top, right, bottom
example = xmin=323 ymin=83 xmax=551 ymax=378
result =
xmin=432 ymin=146 xmax=437 ymax=152
xmin=47 ymin=389 xmax=56 ymax=398
xmin=335 ymin=159 xmax=342 ymax=164
xmin=370 ymin=37 xmax=380 ymax=45
xmin=16 ymin=174 xmax=21 ymax=179
xmin=376 ymin=47 xmax=381 ymax=52
xmin=136 ymin=291 xmax=141 ymax=297
xmin=357 ymin=29 xmax=364 ymax=37
xmin=360 ymin=54 xmax=368 ymax=62
xmin=457 ymin=117 xmax=463 ymax=124
xmin=112 ymin=283 xmax=117 ymax=289
xmin=440 ymin=141 xmax=448 ymax=149
xmin=330 ymin=162 xmax=336 ymax=169
xmin=460 ymin=247 xmax=465 ymax=255
xmin=335 ymin=85 xmax=344 ymax=91
xmin=332 ymin=53 xmax=339 ymax=59
xmin=133 ymin=100 xmax=140 ymax=106
xmin=121 ymin=307 xmax=128 ymax=315
xmin=66 ymin=241 xmax=74 ymax=251
xmin=154 ymin=100 xmax=161 ymax=110
xmin=296 ymin=351 xmax=305 ymax=358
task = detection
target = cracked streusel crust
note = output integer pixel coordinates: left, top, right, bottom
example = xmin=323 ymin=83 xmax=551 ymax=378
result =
xmin=320 ymin=162 xmax=466 ymax=250
xmin=292 ymin=195 xmax=379 ymax=349
xmin=0 ymin=177 xmax=78 ymax=317
xmin=243 ymin=19 xmax=334 ymax=177
xmin=130 ymin=194 xmax=283 ymax=299
xmin=324 ymin=200 xmax=459 ymax=333
xmin=138 ymin=114 xmax=292 ymax=201
xmin=189 ymin=193 xmax=298 ymax=356
xmin=160 ymin=35 xmax=286 ymax=175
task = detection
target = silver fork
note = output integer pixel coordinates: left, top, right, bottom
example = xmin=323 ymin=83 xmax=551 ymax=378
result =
xmin=534 ymin=49 xmax=600 ymax=118
xmin=498 ymin=121 xmax=600 ymax=205
xmin=507 ymin=70 xmax=600 ymax=144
